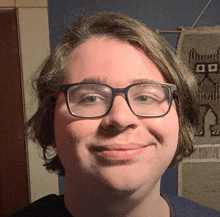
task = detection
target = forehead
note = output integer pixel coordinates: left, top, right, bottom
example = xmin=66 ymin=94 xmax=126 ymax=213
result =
xmin=64 ymin=36 xmax=165 ymax=86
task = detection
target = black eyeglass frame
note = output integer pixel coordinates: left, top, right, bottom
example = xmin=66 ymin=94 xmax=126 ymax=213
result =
xmin=60 ymin=82 xmax=177 ymax=118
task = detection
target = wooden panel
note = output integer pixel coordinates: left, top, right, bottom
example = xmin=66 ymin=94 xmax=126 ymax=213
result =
xmin=0 ymin=10 xmax=29 ymax=216
xmin=15 ymin=0 xmax=47 ymax=7
xmin=18 ymin=8 xmax=59 ymax=202
xmin=0 ymin=0 xmax=14 ymax=7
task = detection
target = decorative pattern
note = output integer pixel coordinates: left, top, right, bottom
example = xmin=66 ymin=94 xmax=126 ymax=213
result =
xmin=177 ymin=26 xmax=220 ymax=212
xmin=189 ymin=47 xmax=220 ymax=136
xmin=177 ymin=25 xmax=220 ymax=143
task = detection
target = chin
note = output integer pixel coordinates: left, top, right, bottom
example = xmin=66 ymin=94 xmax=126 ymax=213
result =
xmin=94 ymin=164 xmax=161 ymax=197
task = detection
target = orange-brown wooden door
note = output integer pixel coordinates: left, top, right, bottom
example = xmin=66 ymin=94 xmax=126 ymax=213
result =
xmin=0 ymin=9 xmax=29 ymax=216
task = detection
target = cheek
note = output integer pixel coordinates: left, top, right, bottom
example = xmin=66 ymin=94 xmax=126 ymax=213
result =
xmin=162 ymin=108 xmax=179 ymax=156
xmin=54 ymin=95 xmax=100 ymax=140
xmin=54 ymin=102 xmax=100 ymax=165
xmin=54 ymin=95 xmax=90 ymax=146
xmin=146 ymin=106 xmax=179 ymax=151
xmin=54 ymin=120 xmax=101 ymax=174
xmin=153 ymin=109 xmax=179 ymax=169
xmin=54 ymin=98 xmax=78 ymax=166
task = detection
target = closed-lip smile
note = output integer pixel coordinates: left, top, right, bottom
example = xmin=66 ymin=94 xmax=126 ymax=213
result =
xmin=89 ymin=143 xmax=153 ymax=162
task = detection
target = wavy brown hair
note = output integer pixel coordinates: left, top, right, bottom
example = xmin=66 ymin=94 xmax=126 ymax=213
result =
xmin=26 ymin=11 xmax=199 ymax=176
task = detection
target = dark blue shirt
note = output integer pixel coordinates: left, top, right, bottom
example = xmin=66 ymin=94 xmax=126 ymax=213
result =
xmin=162 ymin=193 xmax=220 ymax=217
xmin=12 ymin=194 xmax=220 ymax=216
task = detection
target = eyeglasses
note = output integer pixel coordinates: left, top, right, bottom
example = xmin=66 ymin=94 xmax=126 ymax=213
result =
xmin=60 ymin=82 xmax=177 ymax=118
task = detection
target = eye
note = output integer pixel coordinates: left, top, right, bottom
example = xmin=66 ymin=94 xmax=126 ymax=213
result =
xmin=195 ymin=64 xmax=206 ymax=73
xmin=134 ymin=94 xmax=158 ymax=103
xmin=79 ymin=94 xmax=104 ymax=105
xmin=136 ymin=95 xmax=149 ymax=102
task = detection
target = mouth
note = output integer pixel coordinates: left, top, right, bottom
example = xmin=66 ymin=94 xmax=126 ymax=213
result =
xmin=89 ymin=144 xmax=152 ymax=162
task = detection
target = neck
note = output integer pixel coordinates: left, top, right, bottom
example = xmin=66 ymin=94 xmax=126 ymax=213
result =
xmin=64 ymin=177 xmax=170 ymax=217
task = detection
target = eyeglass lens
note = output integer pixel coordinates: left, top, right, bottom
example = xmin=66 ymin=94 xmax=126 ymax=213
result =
xmin=66 ymin=83 xmax=171 ymax=118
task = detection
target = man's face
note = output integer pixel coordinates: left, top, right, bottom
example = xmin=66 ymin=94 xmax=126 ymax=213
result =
xmin=54 ymin=36 xmax=179 ymax=195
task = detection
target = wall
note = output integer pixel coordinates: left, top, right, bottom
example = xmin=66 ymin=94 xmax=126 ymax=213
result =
xmin=48 ymin=0 xmax=220 ymax=49
xmin=0 ymin=0 xmax=59 ymax=203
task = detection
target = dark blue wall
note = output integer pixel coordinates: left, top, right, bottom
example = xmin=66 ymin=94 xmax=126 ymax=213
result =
xmin=48 ymin=0 xmax=220 ymax=49
xmin=47 ymin=0 xmax=220 ymax=196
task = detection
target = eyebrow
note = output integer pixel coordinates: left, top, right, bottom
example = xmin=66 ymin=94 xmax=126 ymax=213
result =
xmin=80 ymin=77 xmax=108 ymax=84
xmin=79 ymin=77 xmax=160 ymax=85
xmin=131 ymin=78 xmax=160 ymax=84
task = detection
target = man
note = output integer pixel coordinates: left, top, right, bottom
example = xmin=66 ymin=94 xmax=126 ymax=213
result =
xmin=13 ymin=11 xmax=220 ymax=216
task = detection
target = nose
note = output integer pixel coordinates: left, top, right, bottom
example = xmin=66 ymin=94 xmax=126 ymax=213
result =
xmin=100 ymin=94 xmax=139 ymax=131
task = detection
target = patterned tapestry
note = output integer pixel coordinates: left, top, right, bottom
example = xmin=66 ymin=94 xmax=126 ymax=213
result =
xmin=177 ymin=25 xmax=220 ymax=211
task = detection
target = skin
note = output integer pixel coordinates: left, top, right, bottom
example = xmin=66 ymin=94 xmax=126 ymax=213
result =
xmin=54 ymin=36 xmax=179 ymax=217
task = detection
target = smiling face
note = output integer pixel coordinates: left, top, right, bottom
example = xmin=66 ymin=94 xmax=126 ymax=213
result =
xmin=54 ymin=36 xmax=179 ymax=196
